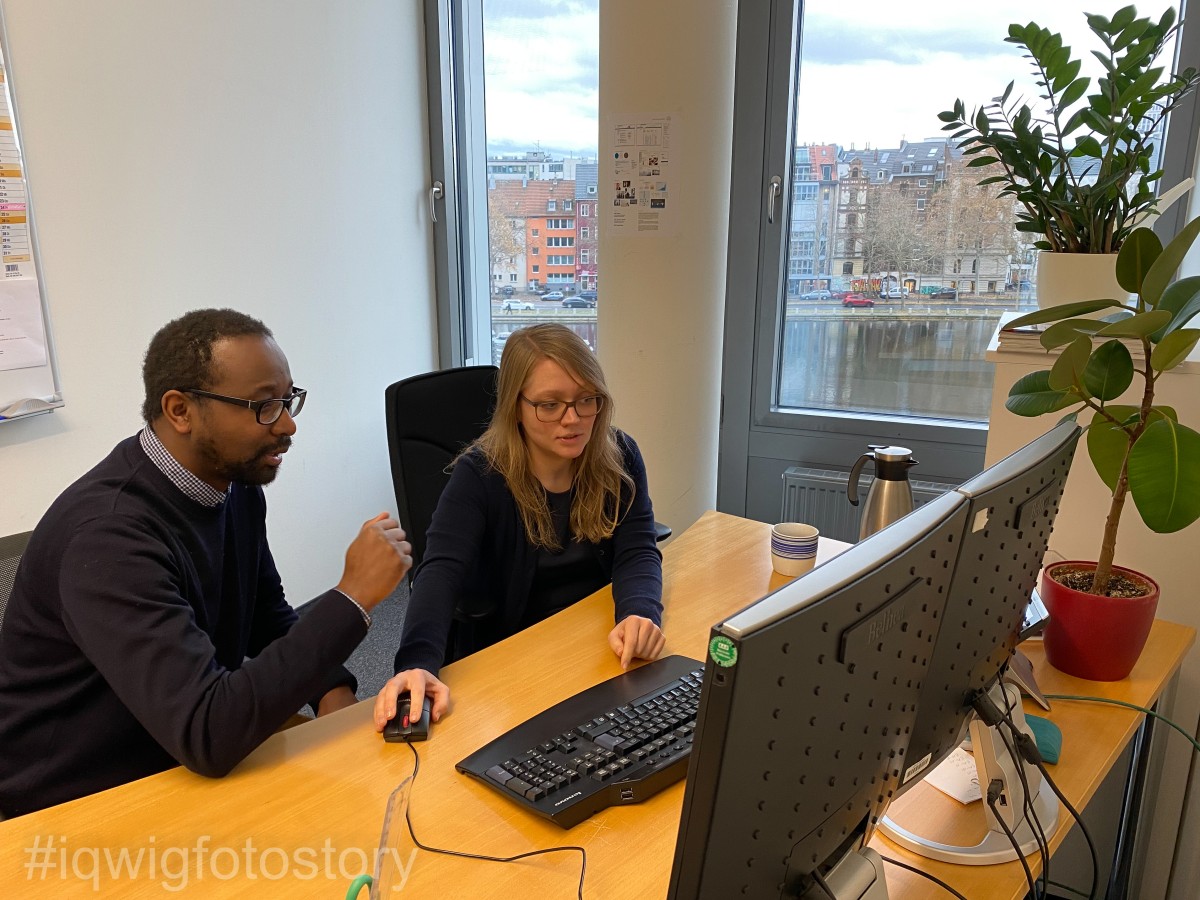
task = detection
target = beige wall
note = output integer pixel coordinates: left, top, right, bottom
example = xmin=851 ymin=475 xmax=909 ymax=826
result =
xmin=985 ymin=347 xmax=1200 ymax=899
xmin=0 ymin=0 xmax=438 ymax=602
xmin=598 ymin=1 xmax=736 ymax=537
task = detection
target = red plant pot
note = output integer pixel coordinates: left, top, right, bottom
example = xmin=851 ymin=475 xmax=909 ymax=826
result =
xmin=1040 ymin=561 xmax=1159 ymax=682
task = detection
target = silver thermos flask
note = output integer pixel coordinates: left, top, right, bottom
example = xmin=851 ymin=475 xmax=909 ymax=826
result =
xmin=847 ymin=445 xmax=918 ymax=541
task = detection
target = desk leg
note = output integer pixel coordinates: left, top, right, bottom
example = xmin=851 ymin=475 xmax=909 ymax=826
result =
xmin=1108 ymin=704 xmax=1157 ymax=899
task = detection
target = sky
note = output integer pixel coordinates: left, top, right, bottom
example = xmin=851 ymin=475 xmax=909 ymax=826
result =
xmin=481 ymin=0 xmax=1180 ymax=157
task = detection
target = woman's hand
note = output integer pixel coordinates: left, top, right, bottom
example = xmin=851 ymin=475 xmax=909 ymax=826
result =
xmin=373 ymin=669 xmax=451 ymax=732
xmin=608 ymin=615 xmax=666 ymax=669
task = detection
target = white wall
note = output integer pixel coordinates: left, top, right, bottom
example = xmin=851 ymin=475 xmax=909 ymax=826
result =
xmin=0 ymin=1 xmax=437 ymax=602
xmin=598 ymin=0 xmax=735 ymax=537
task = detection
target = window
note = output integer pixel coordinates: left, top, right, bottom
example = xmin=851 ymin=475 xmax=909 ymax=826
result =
xmin=716 ymin=0 xmax=1198 ymax=522
xmin=581 ymin=226 xmax=590 ymax=239
xmin=796 ymin=184 xmax=817 ymax=200
xmin=422 ymin=0 xmax=601 ymax=366
xmin=532 ymin=247 xmax=539 ymax=255
xmin=582 ymin=249 xmax=590 ymax=263
xmin=581 ymin=205 xmax=590 ymax=217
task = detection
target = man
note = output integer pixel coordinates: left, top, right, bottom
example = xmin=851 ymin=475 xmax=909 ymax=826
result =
xmin=0 ymin=309 xmax=410 ymax=817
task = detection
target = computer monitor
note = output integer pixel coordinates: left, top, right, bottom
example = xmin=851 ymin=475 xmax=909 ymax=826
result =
xmin=666 ymin=422 xmax=1080 ymax=899
xmin=881 ymin=421 xmax=1080 ymax=863
xmin=895 ymin=421 xmax=1079 ymax=794
xmin=667 ymin=489 xmax=970 ymax=899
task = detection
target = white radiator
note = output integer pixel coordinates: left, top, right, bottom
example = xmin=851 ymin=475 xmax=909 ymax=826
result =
xmin=781 ymin=467 xmax=954 ymax=544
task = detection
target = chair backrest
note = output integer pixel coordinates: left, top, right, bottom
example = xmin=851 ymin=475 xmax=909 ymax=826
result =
xmin=384 ymin=366 xmax=500 ymax=572
xmin=0 ymin=531 xmax=33 ymax=633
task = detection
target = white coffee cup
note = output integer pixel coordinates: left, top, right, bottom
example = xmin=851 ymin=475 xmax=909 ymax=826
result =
xmin=771 ymin=522 xmax=820 ymax=577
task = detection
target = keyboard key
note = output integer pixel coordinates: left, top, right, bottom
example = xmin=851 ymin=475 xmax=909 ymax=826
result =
xmin=486 ymin=765 xmax=513 ymax=785
xmin=506 ymin=778 xmax=533 ymax=796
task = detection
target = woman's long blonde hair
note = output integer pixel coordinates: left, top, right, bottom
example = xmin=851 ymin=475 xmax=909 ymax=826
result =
xmin=473 ymin=324 xmax=633 ymax=550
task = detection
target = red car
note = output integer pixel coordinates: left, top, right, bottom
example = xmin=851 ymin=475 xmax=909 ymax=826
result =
xmin=842 ymin=293 xmax=875 ymax=308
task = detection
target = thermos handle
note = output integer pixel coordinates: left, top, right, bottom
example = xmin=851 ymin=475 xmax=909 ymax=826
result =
xmin=848 ymin=453 xmax=874 ymax=507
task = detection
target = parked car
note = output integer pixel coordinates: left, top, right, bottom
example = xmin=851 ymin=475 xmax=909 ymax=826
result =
xmin=562 ymin=297 xmax=596 ymax=308
xmin=542 ymin=291 xmax=565 ymax=301
xmin=579 ymin=289 xmax=598 ymax=301
xmin=500 ymin=300 xmax=535 ymax=311
xmin=880 ymin=287 xmax=909 ymax=300
xmin=929 ymin=288 xmax=958 ymax=300
xmin=842 ymin=293 xmax=874 ymax=308
xmin=501 ymin=285 xmax=515 ymax=296
xmin=799 ymin=289 xmax=832 ymax=300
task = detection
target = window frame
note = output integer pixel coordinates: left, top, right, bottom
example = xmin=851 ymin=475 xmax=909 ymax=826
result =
xmin=716 ymin=0 xmax=1200 ymax=518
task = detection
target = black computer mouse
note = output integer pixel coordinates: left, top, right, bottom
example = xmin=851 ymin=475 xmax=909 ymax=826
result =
xmin=383 ymin=693 xmax=433 ymax=743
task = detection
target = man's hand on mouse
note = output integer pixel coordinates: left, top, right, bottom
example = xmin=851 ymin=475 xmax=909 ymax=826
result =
xmin=374 ymin=668 xmax=450 ymax=733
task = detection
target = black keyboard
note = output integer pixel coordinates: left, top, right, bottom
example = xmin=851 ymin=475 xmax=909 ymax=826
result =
xmin=456 ymin=655 xmax=704 ymax=828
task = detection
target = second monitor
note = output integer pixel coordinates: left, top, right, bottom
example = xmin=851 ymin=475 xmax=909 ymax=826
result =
xmin=667 ymin=421 xmax=1080 ymax=899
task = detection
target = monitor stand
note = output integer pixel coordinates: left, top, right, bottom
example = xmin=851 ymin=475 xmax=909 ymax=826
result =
xmin=799 ymin=848 xmax=890 ymax=900
xmin=878 ymin=683 xmax=1058 ymax=865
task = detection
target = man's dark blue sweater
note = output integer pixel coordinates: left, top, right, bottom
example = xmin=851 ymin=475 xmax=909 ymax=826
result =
xmin=0 ymin=436 xmax=367 ymax=818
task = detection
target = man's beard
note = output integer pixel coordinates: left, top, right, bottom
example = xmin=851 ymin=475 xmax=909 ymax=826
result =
xmin=195 ymin=435 xmax=292 ymax=487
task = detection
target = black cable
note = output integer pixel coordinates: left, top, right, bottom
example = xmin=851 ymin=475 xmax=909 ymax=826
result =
xmin=996 ymin=690 xmax=1050 ymax=897
xmin=993 ymin=692 xmax=1100 ymax=900
xmin=986 ymin=779 xmax=1038 ymax=898
xmin=994 ymin=719 xmax=1049 ymax=898
xmin=879 ymin=855 xmax=970 ymax=900
xmin=403 ymin=743 xmax=588 ymax=899
xmin=1026 ymin=751 xmax=1100 ymax=900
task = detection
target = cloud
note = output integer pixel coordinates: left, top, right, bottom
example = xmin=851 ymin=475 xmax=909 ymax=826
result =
xmin=484 ymin=0 xmax=596 ymax=20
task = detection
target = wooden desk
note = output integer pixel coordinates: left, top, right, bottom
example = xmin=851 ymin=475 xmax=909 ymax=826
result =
xmin=0 ymin=511 xmax=1192 ymax=899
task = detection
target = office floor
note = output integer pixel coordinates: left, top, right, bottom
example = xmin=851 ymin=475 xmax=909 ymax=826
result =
xmin=296 ymin=580 xmax=410 ymax=716
xmin=345 ymin=581 xmax=410 ymax=700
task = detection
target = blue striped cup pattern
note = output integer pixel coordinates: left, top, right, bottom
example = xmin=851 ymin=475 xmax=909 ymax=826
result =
xmin=771 ymin=523 xmax=819 ymax=560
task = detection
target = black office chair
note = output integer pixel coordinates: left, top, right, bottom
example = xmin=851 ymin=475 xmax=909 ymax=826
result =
xmin=0 ymin=531 xmax=33 ymax=633
xmin=384 ymin=365 xmax=670 ymax=664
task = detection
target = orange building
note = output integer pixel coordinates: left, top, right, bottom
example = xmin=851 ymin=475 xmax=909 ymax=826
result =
xmin=488 ymin=178 xmax=577 ymax=291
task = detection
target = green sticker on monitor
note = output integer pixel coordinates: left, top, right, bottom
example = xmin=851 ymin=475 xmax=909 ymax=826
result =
xmin=709 ymin=635 xmax=738 ymax=667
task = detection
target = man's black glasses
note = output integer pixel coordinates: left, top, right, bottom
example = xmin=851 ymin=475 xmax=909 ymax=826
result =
xmin=184 ymin=387 xmax=307 ymax=425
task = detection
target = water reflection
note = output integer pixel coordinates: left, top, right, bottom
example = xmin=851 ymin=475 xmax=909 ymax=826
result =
xmin=780 ymin=314 xmax=1000 ymax=422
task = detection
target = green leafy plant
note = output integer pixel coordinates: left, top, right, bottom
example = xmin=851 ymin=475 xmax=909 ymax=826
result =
xmin=939 ymin=5 xmax=1200 ymax=253
xmin=1005 ymin=221 xmax=1200 ymax=594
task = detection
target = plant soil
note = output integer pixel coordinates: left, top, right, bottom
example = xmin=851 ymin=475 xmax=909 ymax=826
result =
xmin=1051 ymin=567 xmax=1153 ymax=599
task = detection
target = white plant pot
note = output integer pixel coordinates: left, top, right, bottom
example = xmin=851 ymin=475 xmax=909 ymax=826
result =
xmin=1035 ymin=251 xmax=1129 ymax=309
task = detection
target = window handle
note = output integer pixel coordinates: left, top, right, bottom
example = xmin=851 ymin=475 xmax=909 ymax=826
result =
xmin=428 ymin=181 xmax=444 ymax=223
xmin=767 ymin=175 xmax=782 ymax=224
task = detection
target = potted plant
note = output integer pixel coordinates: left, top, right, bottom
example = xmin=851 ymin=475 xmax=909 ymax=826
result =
xmin=1003 ymin=219 xmax=1200 ymax=679
xmin=938 ymin=6 xmax=1200 ymax=308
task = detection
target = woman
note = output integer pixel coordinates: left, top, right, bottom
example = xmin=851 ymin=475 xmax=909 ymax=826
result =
xmin=373 ymin=324 xmax=665 ymax=731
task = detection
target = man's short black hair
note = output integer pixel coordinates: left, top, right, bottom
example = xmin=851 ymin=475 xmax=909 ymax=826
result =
xmin=142 ymin=309 xmax=273 ymax=424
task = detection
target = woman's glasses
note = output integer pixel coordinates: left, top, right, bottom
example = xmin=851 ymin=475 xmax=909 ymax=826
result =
xmin=520 ymin=394 xmax=604 ymax=423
